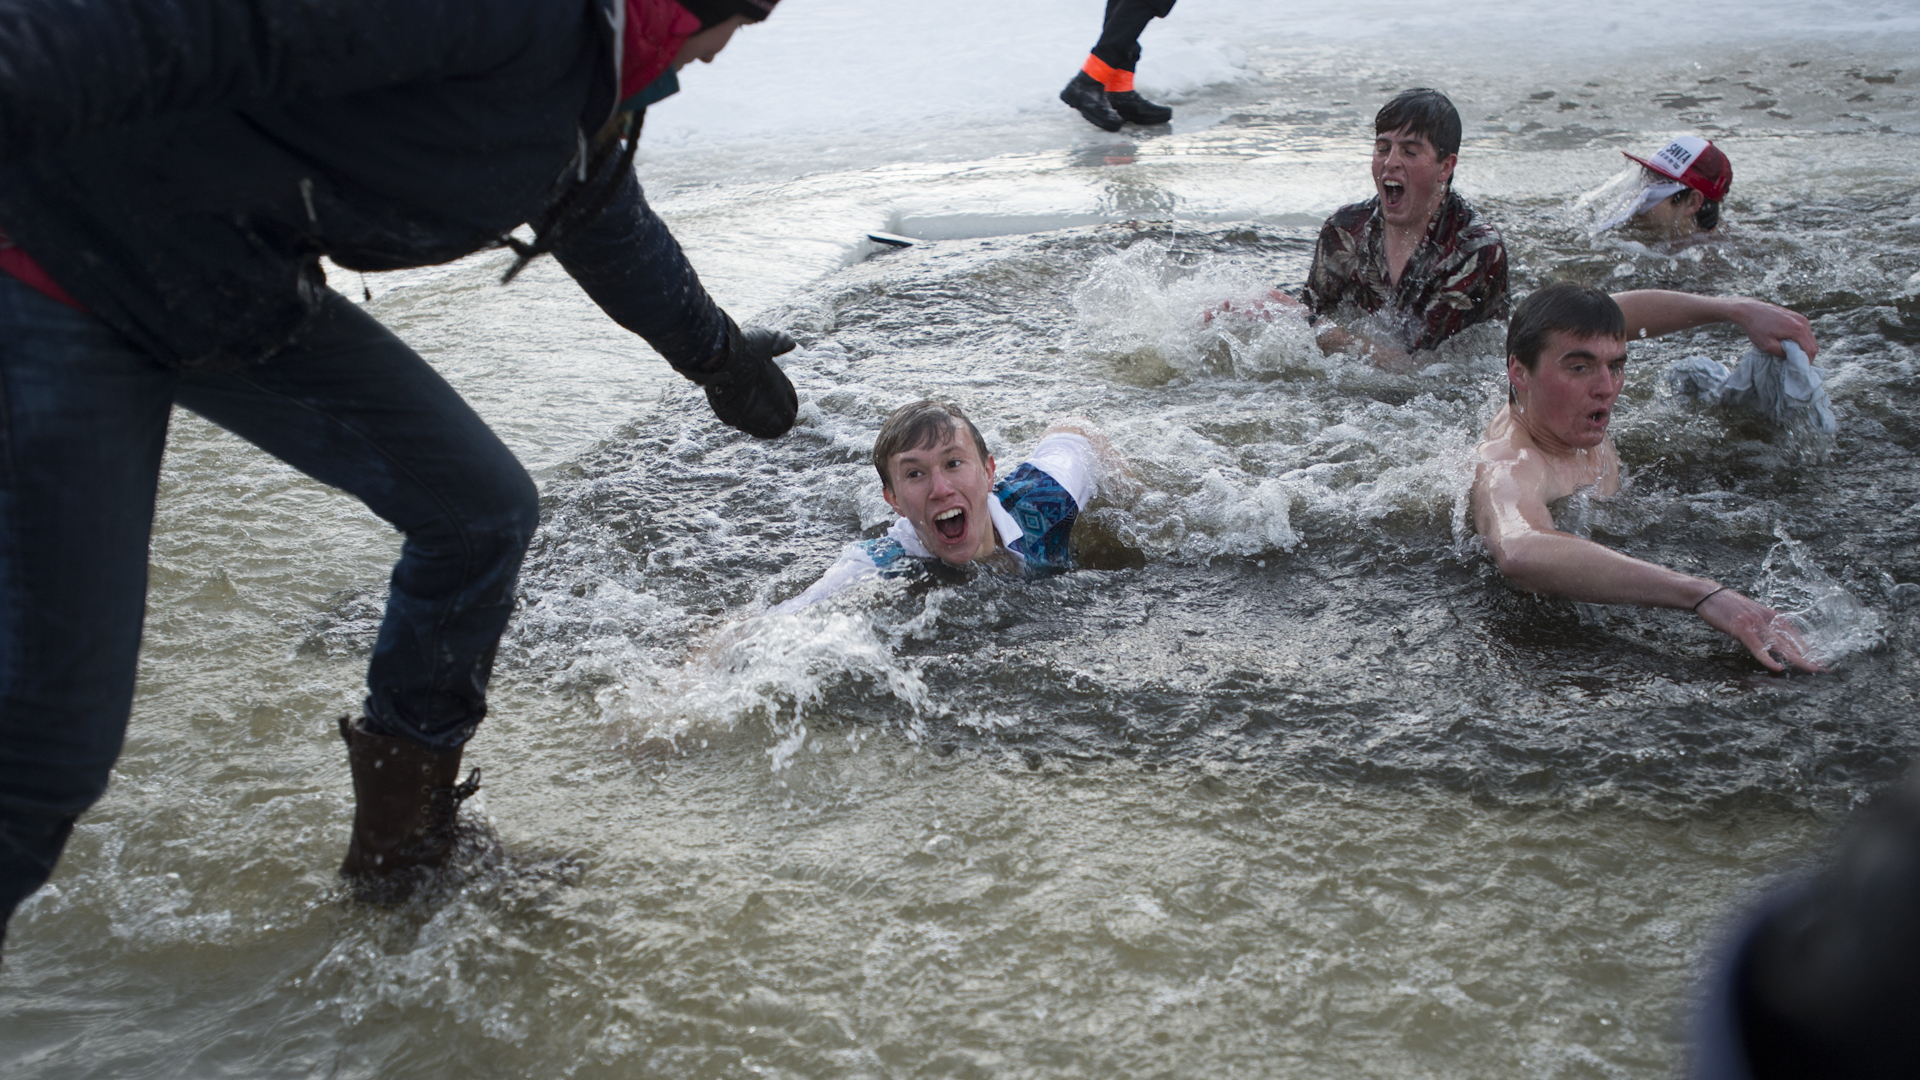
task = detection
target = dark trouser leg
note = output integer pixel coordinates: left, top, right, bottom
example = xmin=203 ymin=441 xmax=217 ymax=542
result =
xmin=1075 ymin=0 xmax=1177 ymax=127
xmin=175 ymin=291 xmax=540 ymax=753
xmin=1090 ymin=0 xmax=1176 ymax=74
xmin=0 ymin=276 xmax=176 ymax=947
xmin=178 ymin=291 xmax=533 ymax=891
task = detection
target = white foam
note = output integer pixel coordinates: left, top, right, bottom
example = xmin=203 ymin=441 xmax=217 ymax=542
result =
xmin=595 ymin=596 xmax=935 ymax=769
xmin=1755 ymin=528 xmax=1884 ymax=666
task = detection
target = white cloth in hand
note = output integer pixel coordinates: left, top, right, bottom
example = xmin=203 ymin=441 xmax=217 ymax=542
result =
xmin=1664 ymin=341 xmax=1836 ymax=433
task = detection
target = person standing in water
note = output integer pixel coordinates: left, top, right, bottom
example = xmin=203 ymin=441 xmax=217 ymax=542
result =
xmin=1471 ymin=282 xmax=1823 ymax=673
xmin=774 ymin=401 xmax=1123 ymax=612
xmin=1060 ymin=1 xmax=1179 ymax=132
xmin=0 ymin=0 xmax=796 ymax=953
xmin=1593 ymin=135 xmax=1732 ymax=237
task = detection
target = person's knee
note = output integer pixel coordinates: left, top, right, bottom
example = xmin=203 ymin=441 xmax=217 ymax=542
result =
xmin=0 ymin=704 xmax=126 ymax=821
xmin=459 ymin=460 xmax=539 ymax=580
xmin=0 ymin=764 xmax=113 ymax=823
xmin=493 ymin=463 xmax=540 ymax=558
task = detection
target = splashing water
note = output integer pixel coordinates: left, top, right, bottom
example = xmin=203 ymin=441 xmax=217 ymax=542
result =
xmin=597 ymin=593 xmax=939 ymax=770
xmin=1071 ymin=238 xmax=1323 ymax=381
xmin=1756 ymin=527 xmax=1885 ymax=666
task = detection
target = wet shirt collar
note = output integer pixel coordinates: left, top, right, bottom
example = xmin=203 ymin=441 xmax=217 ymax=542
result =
xmin=1361 ymin=189 xmax=1467 ymax=298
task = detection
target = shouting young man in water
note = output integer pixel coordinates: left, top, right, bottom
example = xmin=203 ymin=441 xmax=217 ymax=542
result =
xmin=774 ymin=401 xmax=1119 ymax=611
xmin=1221 ymin=88 xmax=1509 ymax=369
xmin=1471 ymin=282 xmax=1824 ymax=673
xmin=1302 ymin=87 xmax=1509 ymax=365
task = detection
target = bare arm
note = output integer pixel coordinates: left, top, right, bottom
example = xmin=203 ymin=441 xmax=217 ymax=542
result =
xmin=1611 ymin=290 xmax=1820 ymax=359
xmin=1473 ymin=452 xmax=1823 ymax=672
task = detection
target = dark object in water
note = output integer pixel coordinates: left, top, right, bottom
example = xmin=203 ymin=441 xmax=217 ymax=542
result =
xmin=1695 ymin=769 xmax=1920 ymax=1079
xmin=338 ymin=715 xmax=485 ymax=902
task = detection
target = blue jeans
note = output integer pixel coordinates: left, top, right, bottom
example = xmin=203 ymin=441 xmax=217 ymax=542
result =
xmin=0 ymin=274 xmax=539 ymax=936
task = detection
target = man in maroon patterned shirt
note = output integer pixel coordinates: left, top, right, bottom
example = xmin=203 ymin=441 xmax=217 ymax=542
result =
xmin=1287 ymin=88 xmax=1509 ymax=369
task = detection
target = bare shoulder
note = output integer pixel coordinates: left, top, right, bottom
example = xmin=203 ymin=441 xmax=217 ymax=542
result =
xmin=1471 ymin=432 xmax=1553 ymax=529
xmin=1475 ymin=430 xmax=1528 ymax=467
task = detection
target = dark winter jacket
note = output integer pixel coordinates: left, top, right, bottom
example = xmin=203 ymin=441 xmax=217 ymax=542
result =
xmin=0 ymin=0 xmax=728 ymax=371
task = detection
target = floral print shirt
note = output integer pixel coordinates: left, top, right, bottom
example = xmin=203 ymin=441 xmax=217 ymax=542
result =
xmin=1300 ymin=190 xmax=1508 ymax=352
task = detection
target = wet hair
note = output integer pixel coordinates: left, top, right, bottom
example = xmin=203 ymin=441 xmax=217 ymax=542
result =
xmin=1641 ymin=167 xmax=1723 ymax=231
xmin=1374 ymin=88 xmax=1461 ymax=159
xmin=872 ymin=400 xmax=991 ymax=491
xmin=1505 ymin=283 xmax=1627 ymax=400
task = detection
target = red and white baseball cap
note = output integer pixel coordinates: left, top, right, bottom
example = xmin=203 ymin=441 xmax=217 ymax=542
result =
xmin=1623 ymin=135 xmax=1732 ymax=203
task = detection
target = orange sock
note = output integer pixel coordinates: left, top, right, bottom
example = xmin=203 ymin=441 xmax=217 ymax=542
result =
xmin=1081 ymin=54 xmax=1135 ymax=93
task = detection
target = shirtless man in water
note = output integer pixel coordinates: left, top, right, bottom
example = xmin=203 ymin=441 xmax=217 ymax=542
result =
xmin=1471 ymin=281 xmax=1825 ymax=673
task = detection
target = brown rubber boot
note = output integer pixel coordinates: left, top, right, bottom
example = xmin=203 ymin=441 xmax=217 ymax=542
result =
xmin=338 ymin=716 xmax=481 ymax=897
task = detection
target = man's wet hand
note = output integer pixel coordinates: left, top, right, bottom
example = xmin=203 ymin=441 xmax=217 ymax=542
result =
xmin=697 ymin=325 xmax=798 ymax=439
xmin=1204 ymin=290 xmax=1297 ymax=324
xmin=1697 ymin=587 xmax=1826 ymax=673
xmin=1733 ymin=298 xmax=1820 ymax=360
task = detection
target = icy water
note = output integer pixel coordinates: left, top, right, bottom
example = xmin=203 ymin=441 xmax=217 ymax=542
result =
xmin=6 ymin=1 xmax=1920 ymax=1077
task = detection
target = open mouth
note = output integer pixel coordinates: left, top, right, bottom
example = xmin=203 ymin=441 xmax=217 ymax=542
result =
xmin=1381 ymin=180 xmax=1406 ymax=209
xmin=1589 ymin=408 xmax=1610 ymax=426
xmin=933 ymin=507 xmax=966 ymax=541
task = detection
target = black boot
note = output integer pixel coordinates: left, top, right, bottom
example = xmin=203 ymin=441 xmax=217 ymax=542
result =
xmin=1060 ymin=72 xmax=1123 ymax=132
xmin=338 ymin=716 xmax=481 ymax=898
xmin=1109 ymin=90 xmax=1173 ymax=126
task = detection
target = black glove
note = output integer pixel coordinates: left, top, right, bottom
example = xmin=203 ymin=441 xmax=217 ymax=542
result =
xmin=685 ymin=323 xmax=798 ymax=439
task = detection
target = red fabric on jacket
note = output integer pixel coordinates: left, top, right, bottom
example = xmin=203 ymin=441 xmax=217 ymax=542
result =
xmin=0 ymin=226 xmax=84 ymax=311
xmin=622 ymin=0 xmax=702 ymax=101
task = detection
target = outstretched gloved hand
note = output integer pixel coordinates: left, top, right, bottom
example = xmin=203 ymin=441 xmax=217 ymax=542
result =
xmin=689 ymin=323 xmax=798 ymax=439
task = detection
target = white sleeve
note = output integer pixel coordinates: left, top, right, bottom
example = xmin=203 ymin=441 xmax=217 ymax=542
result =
xmin=885 ymin=515 xmax=932 ymax=559
xmin=1022 ymin=432 xmax=1097 ymax=507
xmin=769 ymin=542 xmax=883 ymax=615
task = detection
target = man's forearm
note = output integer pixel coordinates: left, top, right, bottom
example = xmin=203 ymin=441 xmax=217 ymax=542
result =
xmin=1492 ymin=526 xmax=1719 ymax=609
xmin=1612 ymin=290 xmax=1737 ymax=341
xmin=553 ymin=173 xmax=730 ymax=372
xmin=1312 ymin=322 xmax=1416 ymax=372
xmin=1612 ymin=289 xmax=1818 ymax=358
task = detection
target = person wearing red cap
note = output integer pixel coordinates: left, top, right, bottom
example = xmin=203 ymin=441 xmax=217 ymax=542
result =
xmin=1609 ymin=135 xmax=1733 ymax=236
xmin=0 ymin=0 xmax=788 ymax=952
xmin=1060 ymin=0 xmax=1179 ymax=132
